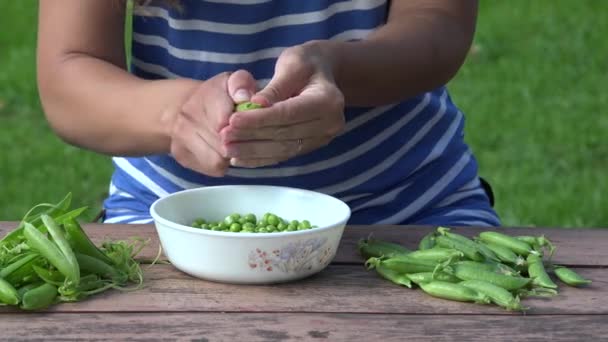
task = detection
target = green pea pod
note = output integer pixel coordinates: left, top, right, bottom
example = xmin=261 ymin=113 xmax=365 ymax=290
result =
xmin=2 ymin=254 xmax=41 ymax=287
xmin=435 ymin=235 xmax=484 ymax=262
xmin=32 ymin=265 xmax=66 ymax=286
xmin=17 ymin=282 xmax=44 ymax=299
xmin=64 ymin=219 xmax=113 ymax=265
xmin=516 ymin=287 xmax=558 ymax=298
xmin=515 ymin=236 xmax=540 ymax=246
xmin=71 ymin=274 xmax=119 ymax=298
xmin=419 ymin=281 xmax=491 ymax=304
xmin=75 ymin=253 xmax=128 ymax=284
xmin=436 ymin=227 xmax=477 ymax=246
xmin=235 ymin=101 xmax=262 ymax=112
xmin=24 ymin=222 xmax=78 ymax=284
xmin=474 ymin=242 xmax=501 ymax=262
xmin=41 ymin=215 xmax=80 ymax=285
xmin=478 ymin=241 xmax=520 ymax=264
xmin=4 ymin=268 xmax=40 ymax=289
xmin=459 ymin=279 xmax=524 ymax=311
xmin=484 ymin=260 xmax=521 ymax=277
xmin=516 ymin=235 xmax=556 ymax=258
xmin=479 ymin=231 xmax=539 ymax=257
xmin=454 ymin=260 xmax=519 ymax=277
xmin=374 ymin=263 xmax=412 ymax=288
xmin=451 ymin=263 xmax=531 ymax=291
xmin=418 ymin=233 xmax=436 ymax=250
xmin=406 ymin=247 xmax=464 ymax=263
xmin=0 ymin=278 xmax=20 ymax=305
xmin=435 ymin=228 xmax=497 ymax=261
xmin=0 ymin=193 xmax=73 ymax=256
xmin=527 ymin=254 xmax=557 ymax=289
xmin=406 ymin=271 xmax=460 ymax=285
xmin=21 ymin=283 xmax=58 ymax=310
xmin=553 ymin=266 xmax=591 ymax=287
xmin=366 ymin=256 xmax=438 ymax=274
xmin=357 ymin=238 xmax=411 ymax=260
xmin=0 ymin=226 xmax=26 ymax=249
xmin=0 ymin=253 xmax=39 ymax=279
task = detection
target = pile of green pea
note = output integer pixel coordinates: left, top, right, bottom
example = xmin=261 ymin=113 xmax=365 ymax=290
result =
xmin=191 ymin=212 xmax=317 ymax=233
xmin=359 ymin=227 xmax=592 ymax=312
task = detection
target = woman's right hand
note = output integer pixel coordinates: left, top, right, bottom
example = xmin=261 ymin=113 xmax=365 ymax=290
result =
xmin=164 ymin=70 xmax=257 ymax=177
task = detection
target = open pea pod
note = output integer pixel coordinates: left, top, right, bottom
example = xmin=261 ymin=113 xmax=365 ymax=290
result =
xmin=0 ymin=253 xmax=39 ymax=278
xmin=75 ymin=253 xmax=128 ymax=284
xmin=24 ymin=222 xmax=79 ymax=285
xmin=64 ymin=219 xmax=113 ymax=265
xmin=32 ymin=265 xmax=66 ymax=286
xmin=0 ymin=278 xmax=20 ymax=305
xmin=1 ymin=253 xmax=41 ymax=287
xmin=0 ymin=193 xmax=77 ymax=260
xmin=3 ymin=193 xmax=73 ymax=239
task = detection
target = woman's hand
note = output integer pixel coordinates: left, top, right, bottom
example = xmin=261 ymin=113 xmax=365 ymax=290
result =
xmin=165 ymin=70 xmax=257 ymax=176
xmin=220 ymin=43 xmax=346 ymax=168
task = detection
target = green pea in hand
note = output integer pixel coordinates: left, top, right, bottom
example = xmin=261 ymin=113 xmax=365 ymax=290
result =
xmin=235 ymin=101 xmax=263 ymax=112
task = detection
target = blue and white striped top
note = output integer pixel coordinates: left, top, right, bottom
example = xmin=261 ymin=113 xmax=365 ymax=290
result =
xmin=103 ymin=0 xmax=501 ymax=227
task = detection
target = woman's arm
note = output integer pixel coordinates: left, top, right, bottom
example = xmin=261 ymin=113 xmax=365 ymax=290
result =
xmin=37 ymin=0 xmax=199 ymax=156
xmin=319 ymin=0 xmax=478 ymax=106
xmin=223 ymin=0 xmax=478 ymax=167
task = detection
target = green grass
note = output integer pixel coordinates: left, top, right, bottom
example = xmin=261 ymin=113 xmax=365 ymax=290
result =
xmin=447 ymin=0 xmax=608 ymax=227
xmin=0 ymin=2 xmax=113 ymax=221
xmin=0 ymin=1 xmax=606 ymax=227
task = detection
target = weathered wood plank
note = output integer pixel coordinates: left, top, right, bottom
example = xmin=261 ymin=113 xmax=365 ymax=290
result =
xmin=1 ymin=265 xmax=603 ymax=315
xmin=2 ymin=223 xmax=608 ymax=266
xmin=1 ymin=313 xmax=606 ymax=341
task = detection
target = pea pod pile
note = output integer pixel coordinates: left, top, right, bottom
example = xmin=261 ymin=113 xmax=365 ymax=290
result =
xmin=191 ymin=212 xmax=317 ymax=233
xmin=358 ymin=227 xmax=592 ymax=312
xmin=0 ymin=193 xmax=148 ymax=310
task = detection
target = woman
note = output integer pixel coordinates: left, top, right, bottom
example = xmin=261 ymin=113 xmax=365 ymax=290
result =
xmin=36 ymin=0 xmax=499 ymax=226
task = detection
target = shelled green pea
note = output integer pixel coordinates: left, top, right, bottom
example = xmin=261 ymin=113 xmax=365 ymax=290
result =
xmin=190 ymin=212 xmax=317 ymax=233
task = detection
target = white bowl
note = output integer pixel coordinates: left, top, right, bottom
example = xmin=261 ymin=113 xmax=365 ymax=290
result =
xmin=149 ymin=185 xmax=351 ymax=284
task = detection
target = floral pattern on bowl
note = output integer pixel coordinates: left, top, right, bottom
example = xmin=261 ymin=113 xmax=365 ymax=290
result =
xmin=248 ymin=237 xmax=334 ymax=273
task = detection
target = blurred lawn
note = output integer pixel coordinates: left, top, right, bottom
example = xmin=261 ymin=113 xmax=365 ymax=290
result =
xmin=0 ymin=1 xmax=606 ymax=227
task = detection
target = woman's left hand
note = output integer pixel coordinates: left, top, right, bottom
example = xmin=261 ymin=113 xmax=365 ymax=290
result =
xmin=220 ymin=42 xmax=345 ymax=168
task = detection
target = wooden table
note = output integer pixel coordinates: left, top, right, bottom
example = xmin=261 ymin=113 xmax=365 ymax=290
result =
xmin=1 ymin=223 xmax=606 ymax=341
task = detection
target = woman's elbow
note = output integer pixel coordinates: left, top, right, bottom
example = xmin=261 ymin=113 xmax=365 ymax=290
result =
xmin=37 ymin=65 xmax=81 ymax=148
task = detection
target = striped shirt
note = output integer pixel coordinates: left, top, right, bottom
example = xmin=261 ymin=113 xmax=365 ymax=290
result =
xmin=103 ymin=0 xmax=501 ymax=227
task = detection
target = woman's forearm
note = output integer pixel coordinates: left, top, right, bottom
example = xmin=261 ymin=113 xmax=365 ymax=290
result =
xmin=320 ymin=0 xmax=478 ymax=106
xmin=38 ymin=55 xmax=199 ymax=156
xmin=36 ymin=0 xmax=200 ymax=157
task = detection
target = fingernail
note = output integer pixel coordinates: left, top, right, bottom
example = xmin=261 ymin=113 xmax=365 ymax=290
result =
xmin=233 ymin=89 xmax=251 ymax=103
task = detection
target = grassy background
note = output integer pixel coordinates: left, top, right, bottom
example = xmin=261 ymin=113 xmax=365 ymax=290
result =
xmin=1 ymin=1 xmax=606 ymax=227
